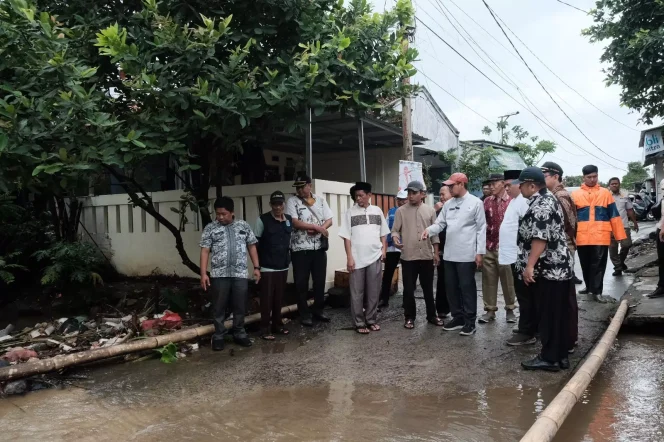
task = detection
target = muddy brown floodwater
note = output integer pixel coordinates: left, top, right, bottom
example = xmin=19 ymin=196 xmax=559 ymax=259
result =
xmin=0 ymin=333 xmax=662 ymax=441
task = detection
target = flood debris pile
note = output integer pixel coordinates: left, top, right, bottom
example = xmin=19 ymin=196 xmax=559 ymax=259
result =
xmin=0 ymin=309 xmax=202 ymax=396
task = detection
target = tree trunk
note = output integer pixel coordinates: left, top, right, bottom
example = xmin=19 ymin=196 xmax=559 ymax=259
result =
xmin=104 ymin=166 xmax=201 ymax=276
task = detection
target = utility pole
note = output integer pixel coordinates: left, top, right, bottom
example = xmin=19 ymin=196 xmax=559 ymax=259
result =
xmin=401 ymin=24 xmax=416 ymax=161
xmin=497 ymin=111 xmax=519 ymax=144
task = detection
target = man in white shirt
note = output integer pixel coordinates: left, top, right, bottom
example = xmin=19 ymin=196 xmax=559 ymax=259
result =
xmin=499 ymin=171 xmax=533 ymax=347
xmin=285 ymin=174 xmax=334 ymax=326
xmin=422 ymin=172 xmax=486 ymax=336
xmin=339 ymin=182 xmax=390 ymax=334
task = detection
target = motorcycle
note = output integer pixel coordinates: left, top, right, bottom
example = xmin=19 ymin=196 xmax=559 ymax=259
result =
xmin=629 ymin=193 xmax=655 ymax=222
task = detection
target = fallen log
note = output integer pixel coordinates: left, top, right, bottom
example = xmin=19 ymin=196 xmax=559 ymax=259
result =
xmin=0 ymin=300 xmax=311 ymax=382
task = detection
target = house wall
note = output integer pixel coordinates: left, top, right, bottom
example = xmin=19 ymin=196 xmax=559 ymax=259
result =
xmin=79 ymin=179 xmax=366 ymax=289
xmin=312 ymin=147 xmax=402 ymax=195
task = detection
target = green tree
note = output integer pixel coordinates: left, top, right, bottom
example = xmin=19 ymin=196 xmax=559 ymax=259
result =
xmin=2 ymin=0 xmax=418 ymax=275
xmin=564 ymin=175 xmax=583 ymax=187
xmin=481 ymin=123 xmax=556 ymax=166
xmin=439 ymin=143 xmax=502 ymax=192
xmin=621 ymin=161 xmax=649 ymax=189
xmin=583 ymin=1 xmax=664 ymax=124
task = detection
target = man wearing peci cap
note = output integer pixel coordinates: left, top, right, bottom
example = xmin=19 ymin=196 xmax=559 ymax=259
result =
xmin=570 ymin=165 xmax=626 ymax=300
xmin=378 ymin=189 xmax=408 ymax=309
xmin=339 ymin=182 xmax=390 ymax=333
xmin=479 ymin=173 xmax=517 ymax=324
xmin=286 ymin=174 xmax=334 ymax=326
xmin=541 ymin=162 xmax=579 ymax=353
xmin=391 ymin=181 xmax=442 ymax=329
xmin=500 ymin=170 xmax=534 ymax=347
xmin=255 ymin=191 xmax=293 ymax=340
xmin=422 ymin=173 xmax=486 ymax=336
xmin=515 ymin=167 xmax=573 ymax=372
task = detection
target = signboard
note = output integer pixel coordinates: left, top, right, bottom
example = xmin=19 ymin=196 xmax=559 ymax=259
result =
xmin=643 ymin=129 xmax=664 ymax=156
xmin=398 ymin=160 xmax=424 ymax=191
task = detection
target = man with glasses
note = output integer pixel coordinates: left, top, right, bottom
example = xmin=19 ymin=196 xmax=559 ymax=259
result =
xmin=515 ymin=167 xmax=574 ymax=372
xmin=541 ymin=162 xmax=579 ymax=353
xmin=479 ymin=173 xmax=517 ymax=324
xmin=391 ymin=181 xmax=441 ymax=329
xmin=422 ymin=173 xmax=486 ymax=336
xmin=286 ymin=174 xmax=334 ymax=326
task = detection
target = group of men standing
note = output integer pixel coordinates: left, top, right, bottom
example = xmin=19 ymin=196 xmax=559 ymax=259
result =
xmin=197 ymin=164 xmax=636 ymax=372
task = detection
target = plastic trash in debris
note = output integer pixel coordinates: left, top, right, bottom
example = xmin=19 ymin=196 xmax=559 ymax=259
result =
xmin=58 ymin=318 xmax=80 ymax=334
xmin=44 ymin=324 xmax=55 ymax=336
xmin=2 ymin=348 xmax=38 ymax=363
xmin=30 ymin=330 xmax=43 ymax=339
xmin=140 ymin=311 xmax=183 ymax=335
xmin=0 ymin=335 xmax=13 ymax=343
xmin=0 ymin=324 xmax=15 ymax=337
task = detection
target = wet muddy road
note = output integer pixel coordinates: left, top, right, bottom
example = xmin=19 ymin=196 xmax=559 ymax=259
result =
xmin=0 ymin=225 xmax=659 ymax=441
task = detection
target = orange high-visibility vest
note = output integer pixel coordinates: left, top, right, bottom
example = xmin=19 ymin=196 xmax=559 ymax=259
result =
xmin=571 ymin=185 xmax=626 ymax=246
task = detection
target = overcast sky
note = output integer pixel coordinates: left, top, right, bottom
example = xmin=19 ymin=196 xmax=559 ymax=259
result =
xmin=376 ymin=0 xmax=660 ymax=181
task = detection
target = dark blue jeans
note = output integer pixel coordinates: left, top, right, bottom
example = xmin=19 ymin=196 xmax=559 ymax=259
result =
xmin=210 ymin=277 xmax=248 ymax=343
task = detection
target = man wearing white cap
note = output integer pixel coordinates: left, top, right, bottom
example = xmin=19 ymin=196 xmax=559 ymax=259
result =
xmin=378 ymin=189 xmax=408 ymax=309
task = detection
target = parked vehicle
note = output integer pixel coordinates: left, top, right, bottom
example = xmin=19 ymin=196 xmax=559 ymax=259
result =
xmin=629 ymin=193 xmax=655 ymax=222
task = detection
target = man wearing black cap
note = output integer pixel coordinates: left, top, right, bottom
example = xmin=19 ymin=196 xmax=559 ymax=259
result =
xmin=479 ymin=173 xmax=517 ymax=324
xmin=515 ymin=167 xmax=573 ymax=371
xmin=570 ymin=165 xmax=626 ymax=300
xmin=286 ymin=174 xmax=334 ymax=326
xmin=255 ymin=191 xmax=293 ymax=340
xmin=541 ymin=162 xmax=579 ymax=352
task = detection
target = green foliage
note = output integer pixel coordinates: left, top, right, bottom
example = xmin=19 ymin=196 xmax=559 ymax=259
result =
xmin=156 ymin=342 xmax=178 ymax=364
xmin=564 ymin=175 xmax=583 ymax=187
xmin=621 ymin=161 xmax=649 ymax=189
xmin=0 ymin=253 xmax=27 ymax=284
xmin=583 ymin=1 xmax=664 ymax=124
xmin=33 ymin=240 xmax=105 ymax=288
xmin=439 ymin=144 xmax=502 ymax=192
xmin=482 ymin=124 xmax=556 ymax=166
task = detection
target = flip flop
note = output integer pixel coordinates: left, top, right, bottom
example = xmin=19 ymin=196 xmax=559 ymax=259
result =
xmin=369 ymin=324 xmax=380 ymax=331
xmin=356 ymin=326 xmax=370 ymax=334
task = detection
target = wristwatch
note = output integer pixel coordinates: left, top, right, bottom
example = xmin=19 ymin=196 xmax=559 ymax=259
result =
xmin=255 ymin=266 xmax=261 ymax=270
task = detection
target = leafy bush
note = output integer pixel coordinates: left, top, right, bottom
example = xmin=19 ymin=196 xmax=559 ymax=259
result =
xmin=0 ymin=253 xmax=27 ymax=284
xmin=33 ymin=241 xmax=106 ymax=288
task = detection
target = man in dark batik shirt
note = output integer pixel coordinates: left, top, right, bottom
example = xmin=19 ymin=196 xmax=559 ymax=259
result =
xmin=514 ymin=167 xmax=573 ymax=372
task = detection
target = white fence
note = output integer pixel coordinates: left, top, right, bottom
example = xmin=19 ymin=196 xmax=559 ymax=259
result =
xmin=80 ymin=179 xmax=356 ymax=288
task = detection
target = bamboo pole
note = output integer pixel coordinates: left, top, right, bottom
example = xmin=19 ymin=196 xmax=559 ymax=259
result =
xmin=520 ymin=299 xmax=629 ymax=442
xmin=0 ymin=300 xmax=311 ymax=382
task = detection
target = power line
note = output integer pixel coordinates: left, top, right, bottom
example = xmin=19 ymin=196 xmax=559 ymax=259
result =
xmin=480 ymin=0 xmax=629 ymax=165
xmin=415 ymin=16 xmax=626 ymax=171
xmin=556 ymin=0 xmax=589 ymax=14
xmin=490 ymin=3 xmax=638 ymax=132
xmin=446 ymin=0 xmax=637 ymax=132
xmin=418 ymin=71 xmax=494 ymax=124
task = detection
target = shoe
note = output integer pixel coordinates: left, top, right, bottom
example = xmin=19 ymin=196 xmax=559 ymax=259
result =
xmin=612 ymin=270 xmax=622 ymax=276
xmin=647 ymin=287 xmax=664 ymax=299
xmin=233 ymin=336 xmax=252 ymax=347
xmin=621 ymin=263 xmax=628 ymax=272
xmin=301 ymin=318 xmax=313 ymax=327
xmin=459 ymin=324 xmax=476 ymax=336
xmin=560 ymin=358 xmax=570 ymax=370
xmin=573 ymin=276 xmax=583 ymax=285
xmin=578 ymin=287 xmax=591 ymax=295
xmin=512 ymin=327 xmax=519 ymax=334
xmin=313 ymin=313 xmax=331 ymax=323
xmin=478 ymin=312 xmax=496 ymax=323
xmin=442 ymin=317 xmax=465 ymax=331
xmin=438 ymin=312 xmax=450 ymax=320
xmin=521 ymin=355 xmax=560 ymax=372
xmin=506 ymin=310 xmax=517 ymax=323
xmin=506 ymin=333 xmax=536 ymax=346
xmin=211 ymin=339 xmax=225 ymax=351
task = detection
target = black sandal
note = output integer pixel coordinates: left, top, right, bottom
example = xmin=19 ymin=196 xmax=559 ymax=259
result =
xmin=428 ymin=317 xmax=444 ymax=326
xmin=356 ymin=326 xmax=370 ymax=334
xmin=404 ymin=320 xmax=414 ymax=329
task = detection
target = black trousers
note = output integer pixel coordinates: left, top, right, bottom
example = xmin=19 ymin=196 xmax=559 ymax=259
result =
xmin=436 ymin=257 xmax=450 ymax=316
xmin=259 ymin=270 xmax=287 ymax=333
xmin=401 ymin=259 xmax=436 ymax=321
xmin=538 ymin=279 xmax=571 ymax=364
xmin=210 ymin=277 xmax=248 ymax=342
xmin=291 ymin=250 xmax=327 ymax=320
xmin=379 ymin=251 xmax=401 ymax=304
xmin=658 ymin=229 xmax=664 ymax=288
xmin=512 ymin=264 xmax=537 ymax=337
xmin=444 ymin=261 xmax=477 ymax=326
xmin=577 ymin=245 xmax=609 ymax=294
